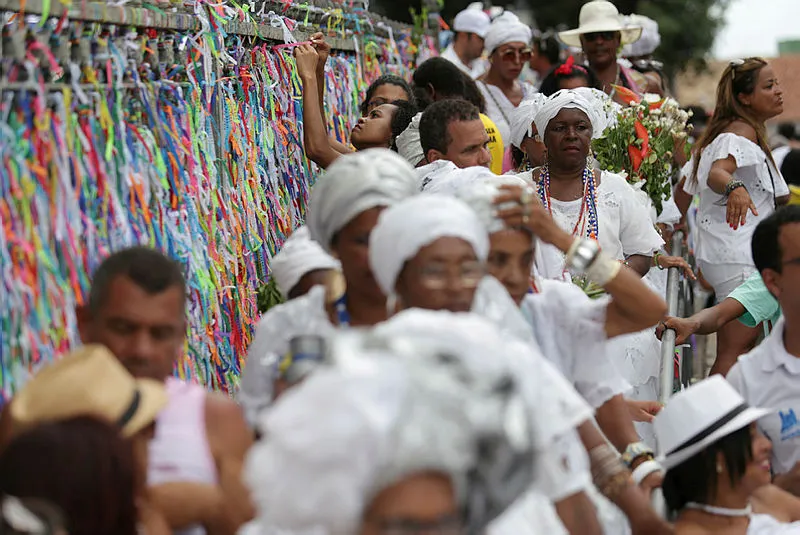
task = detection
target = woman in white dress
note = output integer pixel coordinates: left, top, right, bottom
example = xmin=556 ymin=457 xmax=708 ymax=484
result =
xmin=684 ymin=57 xmax=788 ymax=376
xmin=477 ymin=12 xmax=537 ymax=160
xmin=528 ymin=90 xmax=666 ymax=447
xmin=237 ymin=149 xmax=419 ymax=426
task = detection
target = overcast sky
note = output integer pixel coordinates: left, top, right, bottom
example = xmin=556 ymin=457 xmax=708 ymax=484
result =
xmin=712 ymin=0 xmax=800 ymax=59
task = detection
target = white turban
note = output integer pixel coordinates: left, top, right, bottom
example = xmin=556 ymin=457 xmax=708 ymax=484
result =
xmin=307 ymin=149 xmax=419 ymax=252
xmin=509 ymin=95 xmax=548 ymax=149
xmin=416 ymin=159 xmax=461 ymax=191
xmin=622 ymin=15 xmax=661 ymax=58
xmin=245 ymin=331 xmax=534 ymax=535
xmin=484 ymin=12 xmax=532 ymax=54
xmin=368 ymin=194 xmax=490 ymax=296
xmin=396 ymin=112 xmax=424 ymax=167
xmin=533 ymin=89 xmax=607 ymax=141
xmin=426 ymin=168 xmax=529 ymax=233
xmin=270 ymin=226 xmax=341 ymax=298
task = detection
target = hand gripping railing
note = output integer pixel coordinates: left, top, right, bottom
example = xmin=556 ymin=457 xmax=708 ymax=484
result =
xmin=659 ymin=230 xmax=687 ymax=404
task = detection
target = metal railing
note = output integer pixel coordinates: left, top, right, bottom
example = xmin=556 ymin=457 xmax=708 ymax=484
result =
xmin=658 ymin=229 xmax=693 ymax=404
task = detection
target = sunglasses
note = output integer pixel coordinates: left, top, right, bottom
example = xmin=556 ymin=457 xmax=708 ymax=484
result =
xmin=583 ymin=31 xmax=618 ymax=42
xmin=499 ymin=47 xmax=533 ymax=64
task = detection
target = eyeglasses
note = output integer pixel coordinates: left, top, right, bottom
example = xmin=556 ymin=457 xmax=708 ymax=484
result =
xmin=499 ymin=47 xmax=532 ymax=64
xmin=413 ymin=261 xmax=485 ymax=290
xmin=583 ymin=31 xmax=617 ymax=42
xmin=366 ymin=515 xmax=462 ymax=535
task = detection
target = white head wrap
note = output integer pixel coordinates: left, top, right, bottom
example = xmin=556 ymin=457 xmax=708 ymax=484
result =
xmin=269 ymin=226 xmax=341 ymax=298
xmin=508 ymin=95 xmax=548 ymax=149
xmin=307 ymin=149 xmax=419 ymax=252
xmin=533 ymin=89 xmax=607 ymax=141
xmin=484 ymin=12 xmax=532 ymax=54
xmin=416 ymin=159 xmax=460 ymax=191
xmin=453 ymin=8 xmax=492 ymax=39
xmin=423 ymin=167 xmax=528 ymax=233
xmin=368 ymin=194 xmax=490 ymax=297
xmin=621 ymin=15 xmax=660 ymax=57
xmin=245 ymin=325 xmax=534 ymax=535
xmin=396 ymin=112 xmax=424 ymax=167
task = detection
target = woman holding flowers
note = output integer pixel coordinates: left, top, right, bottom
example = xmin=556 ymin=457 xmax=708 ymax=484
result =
xmin=685 ymin=58 xmax=788 ymax=376
xmin=532 ymin=90 xmax=666 ymax=445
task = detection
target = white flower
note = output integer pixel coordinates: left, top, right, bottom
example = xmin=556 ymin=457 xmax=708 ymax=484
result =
xmin=643 ymin=93 xmax=661 ymax=104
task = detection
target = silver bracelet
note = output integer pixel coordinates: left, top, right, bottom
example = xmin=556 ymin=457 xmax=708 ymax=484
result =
xmin=566 ymin=239 xmax=601 ymax=273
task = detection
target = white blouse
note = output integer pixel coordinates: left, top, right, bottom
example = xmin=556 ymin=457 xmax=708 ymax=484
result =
xmin=536 ymin=171 xmax=664 ymax=279
xmin=683 ymin=133 xmax=789 ymax=266
xmin=521 ymin=279 xmax=631 ymax=409
xmin=478 ymin=81 xmax=537 ymax=150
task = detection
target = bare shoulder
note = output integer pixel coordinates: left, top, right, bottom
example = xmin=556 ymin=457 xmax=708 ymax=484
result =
xmin=723 ymin=120 xmax=758 ymax=143
xmin=204 ymin=393 xmax=252 ymax=455
xmin=205 ymin=392 xmax=247 ymax=424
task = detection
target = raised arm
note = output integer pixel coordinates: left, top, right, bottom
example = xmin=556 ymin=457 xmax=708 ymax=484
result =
xmin=295 ymin=44 xmax=344 ymax=169
xmin=494 ymin=185 xmax=667 ymax=338
xmin=310 ymin=33 xmax=357 ymax=156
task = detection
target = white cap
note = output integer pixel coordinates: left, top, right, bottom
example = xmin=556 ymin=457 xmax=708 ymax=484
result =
xmin=453 ymin=8 xmax=491 ymax=39
xmin=621 ymin=14 xmax=661 ymax=57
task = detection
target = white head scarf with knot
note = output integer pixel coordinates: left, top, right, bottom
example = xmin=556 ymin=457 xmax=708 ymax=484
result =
xmin=368 ymin=194 xmax=490 ymax=297
xmin=484 ymin=12 xmax=532 ymax=54
xmin=307 ymin=149 xmax=419 ymax=252
xmin=509 ymin=95 xmax=548 ymax=149
xmin=244 ymin=328 xmax=535 ymax=535
xmin=533 ymin=89 xmax=606 ymax=142
xmin=396 ymin=112 xmax=424 ymax=167
xmin=416 ymin=159 xmax=461 ymax=191
xmin=622 ymin=14 xmax=661 ymax=58
xmin=269 ymin=226 xmax=341 ymax=298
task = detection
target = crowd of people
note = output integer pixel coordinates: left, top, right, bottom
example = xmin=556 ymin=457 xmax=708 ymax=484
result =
xmin=1 ymin=0 xmax=800 ymax=534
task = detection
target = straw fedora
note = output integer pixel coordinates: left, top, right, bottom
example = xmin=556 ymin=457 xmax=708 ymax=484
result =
xmin=558 ymin=0 xmax=643 ymax=48
xmin=654 ymin=376 xmax=771 ymax=471
xmin=10 ymin=345 xmax=168 ymax=437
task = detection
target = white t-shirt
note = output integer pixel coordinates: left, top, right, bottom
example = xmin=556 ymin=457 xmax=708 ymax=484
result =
xmin=536 ymin=171 xmax=664 ymax=279
xmin=727 ymin=317 xmax=800 ymax=475
xmin=683 ymin=133 xmax=789 ymax=266
xmin=440 ymin=44 xmax=486 ymax=79
xmin=521 ymin=279 xmax=631 ymax=408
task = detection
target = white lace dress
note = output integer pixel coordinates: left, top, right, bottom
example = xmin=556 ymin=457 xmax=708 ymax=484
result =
xmin=478 ymin=81 xmax=537 ymax=151
xmin=536 ymin=171 xmax=665 ymax=447
xmin=683 ymin=133 xmax=789 ymax=300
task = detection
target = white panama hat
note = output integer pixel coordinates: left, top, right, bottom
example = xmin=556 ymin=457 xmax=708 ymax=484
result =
xmin=558 ymin=0 xmax=642 ymax=48
xmin=654 ymin=375 xmax=772 ymax=471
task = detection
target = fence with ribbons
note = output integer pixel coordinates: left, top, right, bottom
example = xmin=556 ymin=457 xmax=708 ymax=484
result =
xmin=0 ymin=0 xmax=436 ymax=397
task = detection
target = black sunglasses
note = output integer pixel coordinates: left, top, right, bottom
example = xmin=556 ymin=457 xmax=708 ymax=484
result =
xmin=583 ymin=31 xmax=618 ymax=42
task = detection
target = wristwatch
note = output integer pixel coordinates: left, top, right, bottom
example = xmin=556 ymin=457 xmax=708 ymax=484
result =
xmin=621 ymin=442 xmax=655 ymax=469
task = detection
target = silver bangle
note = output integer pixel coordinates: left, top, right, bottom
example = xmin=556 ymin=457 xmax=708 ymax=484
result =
xmin=566 ymin=239 xmax=601 ymax=273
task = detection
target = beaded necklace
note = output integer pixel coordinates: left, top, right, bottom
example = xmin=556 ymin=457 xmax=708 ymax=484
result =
xmin=538 ymin=163 xmax=600 ymax=241
xmin=333 ymin=294 xmax=351 ymax=326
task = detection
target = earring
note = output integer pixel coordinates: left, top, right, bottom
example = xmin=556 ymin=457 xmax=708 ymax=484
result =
xmin=716 ymin=462 xmax=723 ymax=474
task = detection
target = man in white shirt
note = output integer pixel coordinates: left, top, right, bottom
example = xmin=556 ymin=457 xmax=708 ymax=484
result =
xmin=440 ymin=8 xmax=490 ymax=79
xmin=726 ymin=206 xmax=800 ymax=496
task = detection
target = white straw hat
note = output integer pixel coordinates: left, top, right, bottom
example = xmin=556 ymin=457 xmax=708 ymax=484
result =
xmin=558 ymin=0 xmax=642 ymax=48
xmin=654 ymin=376 xmax=771 ymax=471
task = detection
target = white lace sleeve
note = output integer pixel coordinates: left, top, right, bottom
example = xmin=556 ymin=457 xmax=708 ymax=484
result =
xmin=696 ymin=133 xmax=765 ymax=189
xmin=524 ymin=283 xmax=631 ymax=409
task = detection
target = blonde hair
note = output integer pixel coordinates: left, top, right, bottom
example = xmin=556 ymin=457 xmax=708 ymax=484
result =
xmin=690 ymin=57 xmax=775 ymax=183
